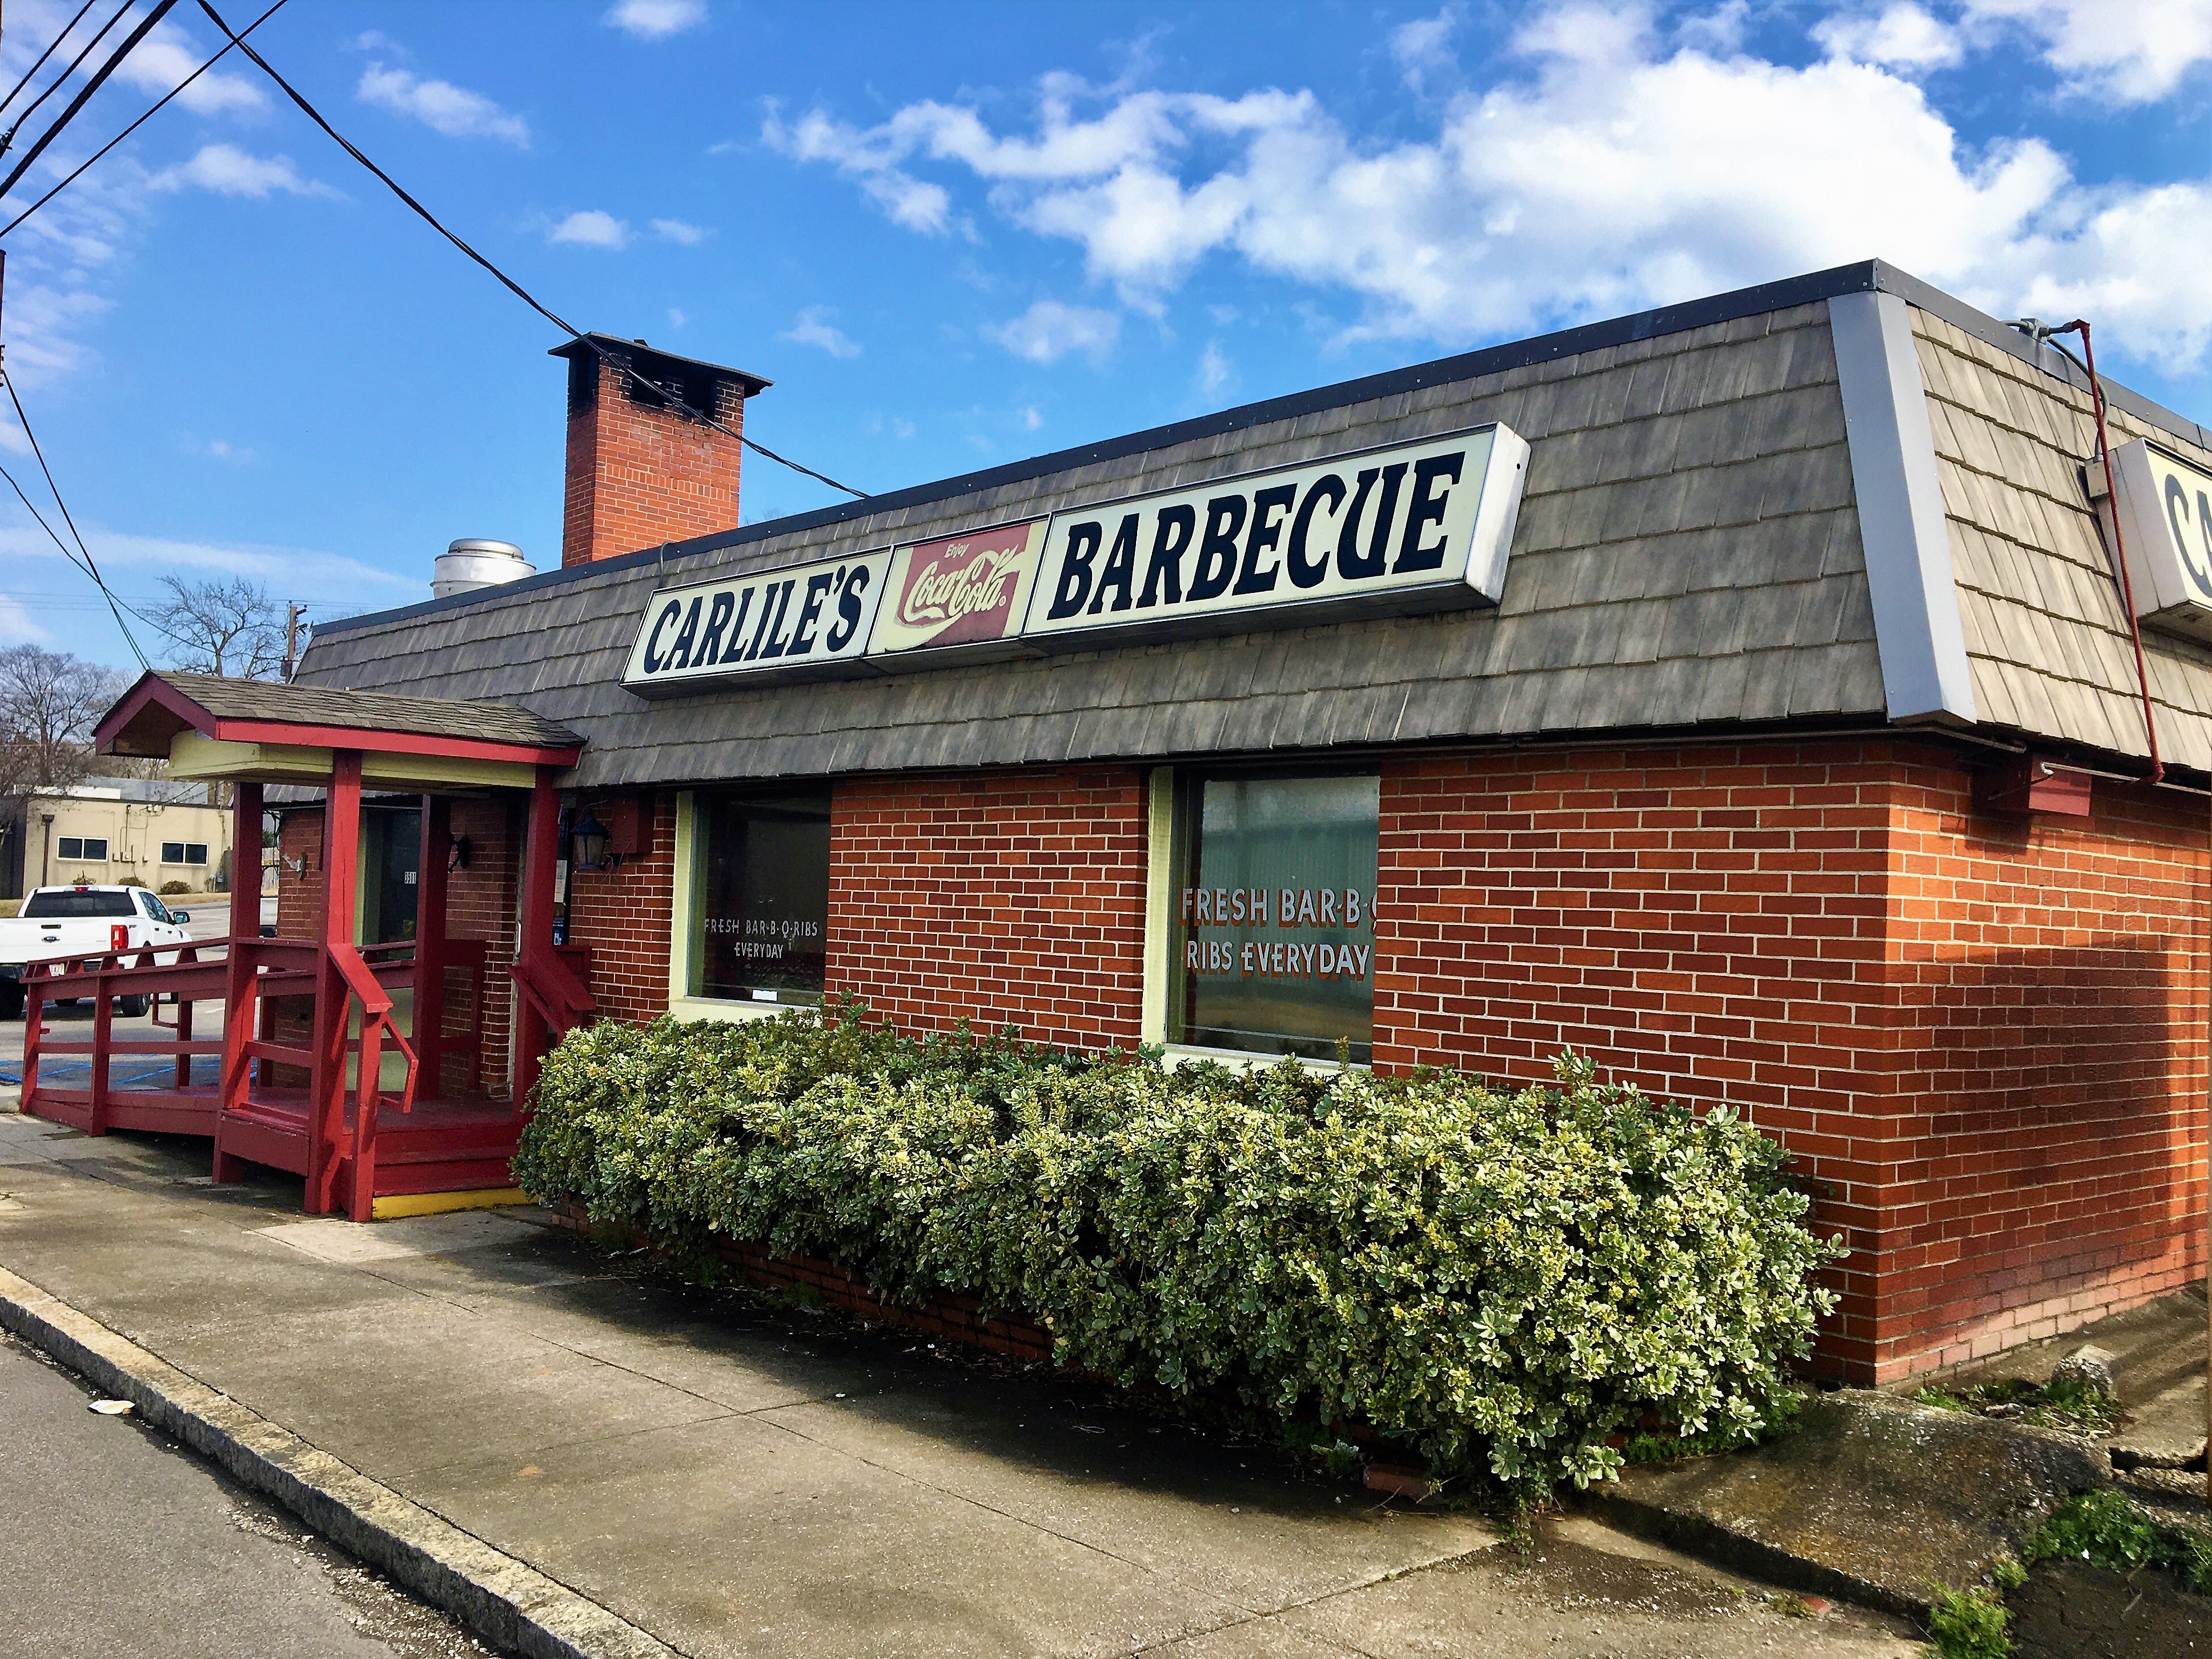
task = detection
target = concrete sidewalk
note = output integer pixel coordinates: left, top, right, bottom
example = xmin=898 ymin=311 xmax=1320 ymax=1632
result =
xmin=0 ymin=1108 xmax=1920 ymax=1658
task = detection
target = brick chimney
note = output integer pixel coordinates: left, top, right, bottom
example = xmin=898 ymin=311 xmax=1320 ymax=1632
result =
xmin=551 ymin=335 xmax=772 ymax=567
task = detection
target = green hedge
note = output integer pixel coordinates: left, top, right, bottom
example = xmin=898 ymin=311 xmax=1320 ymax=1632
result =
xmin=515 ymin=1003 xmax=1840 ymax=1493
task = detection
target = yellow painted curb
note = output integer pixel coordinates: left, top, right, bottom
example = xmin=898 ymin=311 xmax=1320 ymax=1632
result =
xmin=370 ymin=1188 xmax=529 ymax=1221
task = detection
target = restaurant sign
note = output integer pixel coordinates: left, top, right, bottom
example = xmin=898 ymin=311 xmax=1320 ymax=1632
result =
xmin=2105 ymin=438 xmax=2212 ymax=644
xmin=621 ymin=550 xmax=890 ymax=692
xmin=1027 ymin=425 xmax=1527 ymax=648
xmin=623 ymin=422 xmax=1527 ymax=695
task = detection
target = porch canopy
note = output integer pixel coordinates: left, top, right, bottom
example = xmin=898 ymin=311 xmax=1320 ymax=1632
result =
xmin=16 ymin=672 xmax=592 ymax=1221
xmin=99 ymin=670 xmax=585 ymax=792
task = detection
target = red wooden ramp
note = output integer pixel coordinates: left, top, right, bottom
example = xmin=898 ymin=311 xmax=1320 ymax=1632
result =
xmin=18 ymin=933 xmax=592 ymax=1221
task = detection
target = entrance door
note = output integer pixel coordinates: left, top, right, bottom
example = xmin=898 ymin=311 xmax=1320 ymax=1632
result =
xmin=360 ymin=807 xmax=420 ymax=947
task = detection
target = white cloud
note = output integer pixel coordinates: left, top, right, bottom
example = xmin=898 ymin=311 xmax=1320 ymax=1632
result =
xmin=1814 ymin=4 xmax=1963 ymax=70
xmin=1962 ymin=0 xmax=2212 ymax=103
xmin=0 ymin=2 xmax=261 ymax=117
xmin=0 ymin=594 xmax=50 ymax=646
xmin=1391 ymin=7 xmax=1462 ymax=92
xmin=1021 ymin=404 xmax=1044 ymax=431
xmin=0 ymin=524 xmax=416 ymax=600
xmin=667 ymin=307 xmax=689 ymax=327
xmin=0 ymin=283 xmax=113 ymax=401
xmin=148 ymin=145 xmax=339 ymax=200
xmin=350 ymin=30 xmax=408 ymax=54
xmin=989 ymin=300 xmax=1120 ymax=365
xmin=358 ymin=63 xmax=530 ymax=145
xmin=772 ymin=7 xmax=2212 ymax=371
xmin=781 ymin=306 xmax=861 ymax=358
xmin=184 ymin=436 xmax=255 ymax=466
xmin=549 ymin=210 xmax=629 ymax=249
xmin=652 ymin=217 xmax=708 ymax=245
xmin=607 ymin=0 xmax=708 ymax=39
xmin=1197 ymin=341 xmax=1231 ymax=397
xmin=1676 ymin=0 xmax=1752 ymax=55
xmin=762 ymin=105 xmax=953 ymax=232
xmin=117 ymin=17 xmax=266 ymax=114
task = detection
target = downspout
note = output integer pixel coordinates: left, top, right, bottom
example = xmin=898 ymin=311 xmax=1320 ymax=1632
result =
xmin=2022 ymin=317 xmax=2164 ymax=785
xmin=2019 ymin=316 xmax=2196 ymax=1494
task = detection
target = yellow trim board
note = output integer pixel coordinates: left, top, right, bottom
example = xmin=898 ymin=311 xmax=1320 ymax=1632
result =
xmin=369 ymin=1187 xmax=530 ymax=1221
xmin=167 ymin=732 xmax=537 ymax=792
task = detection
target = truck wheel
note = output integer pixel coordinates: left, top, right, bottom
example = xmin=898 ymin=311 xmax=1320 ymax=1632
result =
xmin=0 ymin=985 xmax=22 ymax=1021
xmin=117 ymin=993 xmax=151 ymax=1019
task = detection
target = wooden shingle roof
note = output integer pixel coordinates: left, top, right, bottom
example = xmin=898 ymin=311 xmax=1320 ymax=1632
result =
xmin=154 ymin=672 xmax=586 ymax=748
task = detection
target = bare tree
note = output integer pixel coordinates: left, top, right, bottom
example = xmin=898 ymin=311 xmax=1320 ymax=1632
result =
xmin=0 ymin=645 xmax=125 ymax=798
xmin=150 ymin=575 xmax=287 ymax=680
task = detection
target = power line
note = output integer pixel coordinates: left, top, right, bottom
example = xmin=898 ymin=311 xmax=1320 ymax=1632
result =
xmin=0 ymin=0 xmax=102 ymax=127
xmin=0 ymin=0 xmax=290 ymax=241
xmin=0 ymin=0 xmax=182 ymax=206
xmin=2 ymin=372 xmax=150 ymax=667
xmin=0 ymin=0 xmax=129 ymax=161
xmin=196 ymin=0 xmax=869 ymax=503
xmin=0 ymin=453 xmax=167 ymax=648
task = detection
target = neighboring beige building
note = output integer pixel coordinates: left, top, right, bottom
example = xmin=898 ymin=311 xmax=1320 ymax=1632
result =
xmin=0 ymin=777 xmax=235 ymax=899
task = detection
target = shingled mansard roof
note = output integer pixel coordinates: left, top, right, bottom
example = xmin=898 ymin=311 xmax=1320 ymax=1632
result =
xmin=297 ymin=260 xmax=2212 ymax=788
xmin=99 ymin=670 xmax=585 ymax=759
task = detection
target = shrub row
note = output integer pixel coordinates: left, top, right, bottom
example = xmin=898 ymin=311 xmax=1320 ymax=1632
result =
xmin=514 ymin=1003 xmax=1840 ymax=1493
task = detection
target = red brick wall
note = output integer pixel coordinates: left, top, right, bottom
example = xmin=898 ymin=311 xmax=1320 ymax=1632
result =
xmin=274 ymin=810 xmax=324 ymax=940
xmin=563 ymin=354 xmax=746 ymax=566
xmin=563 ymin=791 xmax=677 ymax=1028
xmin=1879 ymin=754 xmax=2207 ymax=1379
xmin=442 ymin=797 xmax=520 ymax=1099
xmin=1373 ymin=739 xmax=2209 ymax=1382
xmin=823 ymin=768 xmax=1149 ymax=1048
xmin=499 ymin=738 xmax=2206 ymax=1384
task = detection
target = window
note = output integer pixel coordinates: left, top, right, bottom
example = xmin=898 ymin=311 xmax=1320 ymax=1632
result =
xmin=23 ymin=889 xmax=134 ymax=918
xmin=139 ymin=891 xmax=176 ymax=923
xmin=691 ymin=789 xmax=830 ymax=1004
xmin=1169 ymin=770 xmax=1379 ymax=1063
xmin=160 ymin=841 xmax=208 ymax=865
xmin=55 ymin=836 xmax=108 ymax=861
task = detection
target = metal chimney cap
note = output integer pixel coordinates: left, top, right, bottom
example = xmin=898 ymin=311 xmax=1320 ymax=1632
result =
xmin=445 ymin=538 xmax=527 ymax=558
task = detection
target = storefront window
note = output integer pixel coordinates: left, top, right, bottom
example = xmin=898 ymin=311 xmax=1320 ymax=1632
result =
xmin=1170 ymin=770 xmax=1379 ymax=1063
xmin=694 ymin=789 xmax=830 ymax=1003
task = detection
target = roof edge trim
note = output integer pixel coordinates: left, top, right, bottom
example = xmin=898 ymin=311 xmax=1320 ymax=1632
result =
xmin=1830 ymin=290 xmax=1977 ymax=726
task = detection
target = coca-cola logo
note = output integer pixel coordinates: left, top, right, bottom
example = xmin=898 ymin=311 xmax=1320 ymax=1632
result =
xmin=888 ymin=522 xmax=1038 ymax=648
xmin=898 ymin=542 xmax=1022 ymax=627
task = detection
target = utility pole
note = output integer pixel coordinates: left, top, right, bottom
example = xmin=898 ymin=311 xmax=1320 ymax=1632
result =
xmin=282 ymin=602 xmax=303 ymax=682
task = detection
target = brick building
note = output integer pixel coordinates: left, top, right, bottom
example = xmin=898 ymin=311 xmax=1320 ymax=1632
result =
xmin=275 ymin=262 xmax=2212 ymax=1381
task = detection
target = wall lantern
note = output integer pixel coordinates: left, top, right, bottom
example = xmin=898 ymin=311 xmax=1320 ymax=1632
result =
xmin=569 ymin=808 xmax=612 ymax=873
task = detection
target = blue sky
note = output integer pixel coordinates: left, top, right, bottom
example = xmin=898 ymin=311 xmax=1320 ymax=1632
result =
xmin=2 ymin=0 xmax=2209 ymax=668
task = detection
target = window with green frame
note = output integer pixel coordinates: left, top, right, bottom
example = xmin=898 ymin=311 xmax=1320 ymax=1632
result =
xmin=691 ymin=788 xmax=830 ymax=1003
xmin=1169 ymin=768 xmax=1378 ymax=1063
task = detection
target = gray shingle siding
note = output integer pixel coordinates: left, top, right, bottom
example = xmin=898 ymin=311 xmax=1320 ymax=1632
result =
xmin=297 ymin=266 xmax=2212 ymax=786
xmin=1913 ymin=307 xmax=2212 ymax=772
xmin=302 ymin=299 xmax=1888 ymax=787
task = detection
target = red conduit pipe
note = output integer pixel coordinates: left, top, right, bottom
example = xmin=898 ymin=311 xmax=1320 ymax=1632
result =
xmin=2053 ymin=318 xmax=2164 ymax=784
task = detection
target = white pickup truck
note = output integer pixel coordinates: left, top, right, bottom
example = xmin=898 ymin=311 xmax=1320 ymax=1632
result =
xmin=0 ymin=884 xmax=194 ymax=1020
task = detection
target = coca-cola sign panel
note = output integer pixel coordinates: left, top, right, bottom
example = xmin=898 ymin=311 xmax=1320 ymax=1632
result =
xmin=871 ymin=518 xmax=1046 ymax=662
xmin=621 ymin=423 xmax=1525 ymax=696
